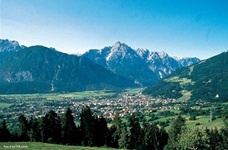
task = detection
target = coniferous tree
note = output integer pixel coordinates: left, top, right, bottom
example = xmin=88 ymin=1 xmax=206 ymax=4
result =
xmin=127 ymin=114 xmax=143 ymax=150
xmin=41 ymin=110 xmax=61 ymax=144
xmin=80 ymin=106 xmax=95 ymax=146
xmin=93 ymin=116 xmax=108 ymax=147
xmin=18 ymin=114 xmax=29 ymax=141
xmin=28 ymin=116 xmax=41 ymax=142
xmin=158 ymin=127 xmax=168 ymax=150
xmin=167 ymin=115 xmax=186 ymax=150
xmin=109 ymin=112 xmax=122 ymax=148
xmin=209 ymin=127 xmax=223 ymax=149
xmin=0 ymin=120 xmax=11 ymax=142
xmin=220 ymin=109 xmax=228 ymax=149
xmin=118 ymin=123 xmax=128 ymax=148
xmin=112 ymin=113 xmax=122 ymax=136
xmin=61 ymin=108 xmax=77 ymax=145
xmin=99 ymin=116 xmax=108 ymax=146
xmin=93 ymin=116 xmax=100 ymax=147
xmin=220 ymin=128 xmax=228 ymax=149
xmin=143 ymin=121 xmax=160 ymax=150
xmin=108 ymin=126 xmax=119 ymax=148
xmin=8 ymin=121 xmax=20 ymax=141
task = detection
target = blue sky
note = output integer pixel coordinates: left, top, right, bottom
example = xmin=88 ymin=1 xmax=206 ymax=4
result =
xmin=1 ymin=0 xmax=228 ymax=59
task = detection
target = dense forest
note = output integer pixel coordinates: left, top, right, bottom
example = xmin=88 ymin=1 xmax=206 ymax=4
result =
xmin=0 ymin=106 xmax=228 ymax=150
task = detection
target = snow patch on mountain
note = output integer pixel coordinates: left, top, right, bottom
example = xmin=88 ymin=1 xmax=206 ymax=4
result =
xmin=158 ymin=51 xmax=168 ymax=58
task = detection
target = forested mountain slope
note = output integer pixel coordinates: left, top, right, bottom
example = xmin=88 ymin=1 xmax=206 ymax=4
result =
xmin=143 ymin=51 xmax=228 ymax=102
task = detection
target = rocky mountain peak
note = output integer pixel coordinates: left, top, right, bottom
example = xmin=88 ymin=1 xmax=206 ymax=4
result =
xmin=136 ymin=48 xmax=150 ymax=58
xmin=106 ymin=42 xmax=136 ymax=61
xmin=0 ymin=39 xmax=25 ymax=52
xmin=112 ymin=41 xmax=131 ymax=51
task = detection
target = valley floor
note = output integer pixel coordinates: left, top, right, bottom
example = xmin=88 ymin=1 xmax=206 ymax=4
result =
xmin=0 ymin=88 xmax=227 ymax=130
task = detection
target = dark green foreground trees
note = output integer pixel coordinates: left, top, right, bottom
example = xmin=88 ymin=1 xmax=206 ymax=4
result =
xmin=0 ymin=120 xmax=10 ymax=142
xmin=0 ymin=107 xmax=228 ymax=150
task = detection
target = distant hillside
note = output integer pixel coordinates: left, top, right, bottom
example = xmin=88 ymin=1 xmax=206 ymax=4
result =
xmin=0 ymin=46 xmax=136 ymax=94
xmin=143 ymin=51 xmax=228 ymax=102
xmin=83 ymin=42 xmax=200 ymax=86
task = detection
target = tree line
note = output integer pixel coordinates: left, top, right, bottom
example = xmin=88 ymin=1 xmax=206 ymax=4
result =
xmin=0 ymin=106 xmax=228 ymax=150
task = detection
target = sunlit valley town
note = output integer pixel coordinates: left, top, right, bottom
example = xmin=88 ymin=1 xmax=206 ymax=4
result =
xmin=0 ymin=89 xmax=181 ymax=120
xmin=0 ymin=86 xmax=224 ymax=125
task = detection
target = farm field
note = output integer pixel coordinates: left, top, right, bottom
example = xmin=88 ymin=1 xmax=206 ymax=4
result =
xmin=0 ymin=142 xmax=122 ymax=150
xmin=0 ymin=90 xmax=117 ymax=101
xmin=0 ymin=103 xmax=13 ymax=108
xmin=186 ymin=116 xmax=223 ymax=128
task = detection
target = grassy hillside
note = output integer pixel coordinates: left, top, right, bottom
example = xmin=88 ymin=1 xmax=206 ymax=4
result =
xmin=0 ymin=142 xmax=122 ymax=150
xmin=143 ymin=51 xmax=228 ymax=102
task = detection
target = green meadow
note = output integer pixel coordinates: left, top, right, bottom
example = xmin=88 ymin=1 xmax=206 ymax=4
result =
xmin=0 ymin=103 xmax=13 ymax=108
xmin=0 ymin=142 xmax=122 ymax=150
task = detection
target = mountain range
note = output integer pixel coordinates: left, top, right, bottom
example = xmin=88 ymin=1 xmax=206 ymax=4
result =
xmin=0 ymin=40 xmax=135 ymax=94
xmin=143 ymin=51 xmax=228 ymax=102
xmin=0 ymin=39 xmax=200 ymax=94
xmin=83 ymin=41 xmax=200 ymax=85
